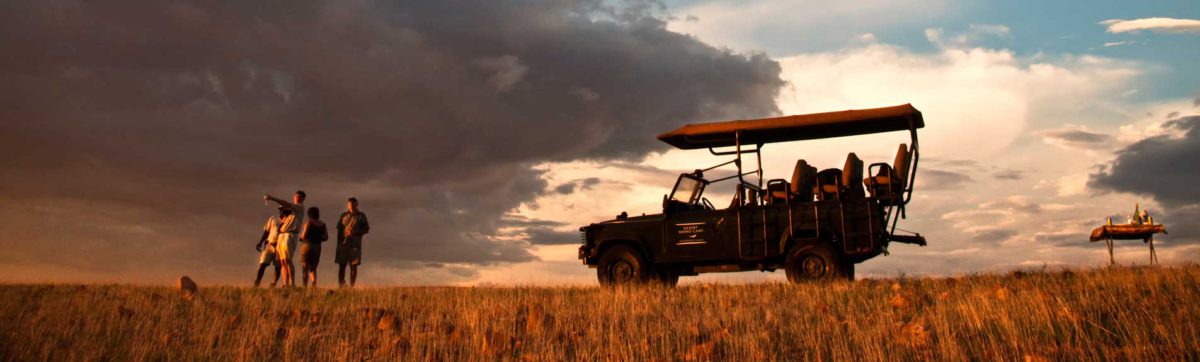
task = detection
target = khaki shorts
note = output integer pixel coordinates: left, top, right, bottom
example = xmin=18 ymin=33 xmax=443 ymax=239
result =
xmin=277 ymin=233 xmax=298 ymax=261
xmin=335 ymin=236 xmax=362 ymax=266
xmin=258 ymin=243 xmax=278 ymax=265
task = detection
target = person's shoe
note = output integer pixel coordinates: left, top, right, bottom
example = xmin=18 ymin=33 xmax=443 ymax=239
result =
xmin=269 ymin=282 xmax=277 ymax=288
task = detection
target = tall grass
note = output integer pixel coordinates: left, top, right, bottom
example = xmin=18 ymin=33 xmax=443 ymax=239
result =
xmin=1 ymin=265 xmax=1198 ymax=360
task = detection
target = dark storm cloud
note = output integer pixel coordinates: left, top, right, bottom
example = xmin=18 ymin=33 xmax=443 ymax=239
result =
xmin=0 ymin=1 xmax=783 ymax=282
xmin=554 ymin=183 xmax=578 ymax=195
xmin=1090 ymin=116 xmax=1200 ymax=206
xmin=917 ymin=169 xmax=974 ymax=190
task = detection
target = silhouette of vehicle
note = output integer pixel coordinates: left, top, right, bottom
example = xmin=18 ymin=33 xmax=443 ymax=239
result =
xmin=579 ymin=104 xmax=928 ymax=286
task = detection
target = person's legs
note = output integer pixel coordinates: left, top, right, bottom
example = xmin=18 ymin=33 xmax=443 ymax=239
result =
xmin=255 ymin=263 xmax=269 ymax=287
xmin=348 ymin=240 xmax=362 ymax=287
xmin=338 ymin=263 xmax=347 ymax=287
xmin=301 ymin=263 xmax=310 ymax=287
xmin=287 ymin=259 xmax=296 ymax=286
xmin=256 ymin=246 xmax=277 ymax=287
xmin=271 ymin=263 xmax=280 ymax=287
xmin=309 ymin=266 xmax=318 ymax=288
xmin=279 ymin=258 xmax=291 ymax=287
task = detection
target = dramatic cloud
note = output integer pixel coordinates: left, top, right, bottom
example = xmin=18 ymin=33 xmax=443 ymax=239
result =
xmin=1101 ymin=18 xmax=1200 ymax=34
xmin=1090 ymin=116 xmax=1200 ymax=207
xmin=0 ymin=1 xmax=783 ymax=283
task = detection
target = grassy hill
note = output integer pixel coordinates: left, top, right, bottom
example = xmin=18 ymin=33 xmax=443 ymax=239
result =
xmin=1 ymin=265 xmax=1198 ymax=360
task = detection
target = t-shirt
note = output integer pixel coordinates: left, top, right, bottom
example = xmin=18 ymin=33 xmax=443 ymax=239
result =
xmin=263 ymin=216 xmax=282 ymax=246
xmin=279 ymin=203 xmax=305 ymax=233
xmin=338 ymin=211 xmax=370 ymax=238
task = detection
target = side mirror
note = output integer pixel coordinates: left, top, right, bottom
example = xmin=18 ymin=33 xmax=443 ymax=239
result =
xmin=662 ymin=195 xmax=670 ymax=214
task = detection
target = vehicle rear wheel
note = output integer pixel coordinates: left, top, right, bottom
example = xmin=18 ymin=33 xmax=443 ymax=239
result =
xmin=784 ymin=243 xmax=850 ymax=283
xmin=597 ymin=245 xmax=651 ymax=287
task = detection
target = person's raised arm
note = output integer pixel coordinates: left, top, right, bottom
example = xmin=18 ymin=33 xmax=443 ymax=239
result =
xmin=264 ymin=194 xmax=296 ymax=209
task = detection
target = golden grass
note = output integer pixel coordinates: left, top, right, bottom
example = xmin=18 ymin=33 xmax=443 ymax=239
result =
xmin=2 ymin=265 xmax=1199 ymax=361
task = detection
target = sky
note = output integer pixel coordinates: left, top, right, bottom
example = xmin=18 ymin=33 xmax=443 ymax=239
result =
xmin=1 ymin=1 xmax=1197 ymax=286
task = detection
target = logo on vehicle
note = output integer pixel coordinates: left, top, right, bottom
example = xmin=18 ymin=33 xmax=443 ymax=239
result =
xmin=675 ymin=222 xmax=706 ymax=245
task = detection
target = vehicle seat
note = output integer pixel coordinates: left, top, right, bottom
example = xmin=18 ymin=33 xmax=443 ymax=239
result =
xmin=842 ymin=153 xmax=865 ymax=198
xmin=815 ymin=169 xmax=842 ymax=201
xmin=767 ymin=179 xmax=790 ymax=204
xmin=790 ymin=159 xmax=817 ymax=202
xmin=865 ymin=143 xmax=910 ymax=204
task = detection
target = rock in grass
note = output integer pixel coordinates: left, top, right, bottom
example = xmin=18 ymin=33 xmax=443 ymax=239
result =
xmin=178 ymin=276 xmax=198 ymax=300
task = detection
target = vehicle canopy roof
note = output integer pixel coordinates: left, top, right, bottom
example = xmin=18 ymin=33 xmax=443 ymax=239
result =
xmin=657 ymin=104 xmax=924 ymax=150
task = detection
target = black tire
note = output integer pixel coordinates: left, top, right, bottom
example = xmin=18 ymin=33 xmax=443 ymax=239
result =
xmin=597 ymin=245 xmax=651 ymax=287
xmin=784 ymin=243 xmax=850 ymax=283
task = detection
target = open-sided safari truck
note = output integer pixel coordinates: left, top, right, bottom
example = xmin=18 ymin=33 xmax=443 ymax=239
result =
xmin=579 ymin=104 xmax=927 ymax=286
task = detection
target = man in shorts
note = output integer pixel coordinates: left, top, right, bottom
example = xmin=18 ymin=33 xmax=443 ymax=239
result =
xmin=266 ymin=190 xmax=306 ymax=287
xmin=253 ymin=207 xmax=290 ymax=287
xmin=336 ymin=197 xmax=370 ymax=288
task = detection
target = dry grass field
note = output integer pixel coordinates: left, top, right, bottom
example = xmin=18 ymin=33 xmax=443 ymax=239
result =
xmin=2 ymin=265 xmax=1199 ymax=361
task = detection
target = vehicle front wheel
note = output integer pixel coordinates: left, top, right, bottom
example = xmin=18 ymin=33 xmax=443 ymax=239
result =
xmin=597 ymin=245 xmax=651 ymax=287
xmin=784 ymin=243 xmax=851 ymax=283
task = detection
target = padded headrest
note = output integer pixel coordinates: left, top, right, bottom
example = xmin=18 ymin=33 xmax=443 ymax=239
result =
xmin=842 ymin=153 xmax=864 ymax=189
xmin=790 ymin=159 xmax=817 ymax=195
xmin=893 ymin=143 xmax=910 ymax=188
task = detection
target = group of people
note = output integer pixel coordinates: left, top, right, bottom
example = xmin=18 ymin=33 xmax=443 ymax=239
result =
xmin=254 ymin=190 xmax=371 ymax=288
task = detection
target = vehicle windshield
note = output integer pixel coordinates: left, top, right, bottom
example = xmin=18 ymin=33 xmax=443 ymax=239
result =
xmin=670 ymin=175 xmax=705 ymax=204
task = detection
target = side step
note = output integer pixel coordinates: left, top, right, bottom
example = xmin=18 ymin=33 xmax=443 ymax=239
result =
xmin=889 ymin=234 xmax=927 ymax=246
xmin=694 ymin=264 xmax=743 ymax=273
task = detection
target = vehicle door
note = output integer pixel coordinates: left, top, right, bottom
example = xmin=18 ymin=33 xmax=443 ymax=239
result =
xmin=664 ymin=209 xmax=728 ymax=261
xmin=661 ymin=174 xmax=727 ymax=261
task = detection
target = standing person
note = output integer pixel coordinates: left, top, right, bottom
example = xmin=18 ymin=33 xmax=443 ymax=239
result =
xmin=336 ymin=197 xmax=370 ymax=288
xmin=300 ymin=207 xmax=328 ymax=288
xmin=254 ymin=207 xmax=290 ymax=288
xmin=265 ymin=190 xmax=306 ymax=287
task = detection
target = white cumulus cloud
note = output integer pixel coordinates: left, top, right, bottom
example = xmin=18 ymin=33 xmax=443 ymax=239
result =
xmin=1101 ymin=17 xmax=1200 ymax=34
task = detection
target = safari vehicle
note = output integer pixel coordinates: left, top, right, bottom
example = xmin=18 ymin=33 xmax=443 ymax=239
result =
xmin=578 ymin=104 xmax=928 ymax=286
